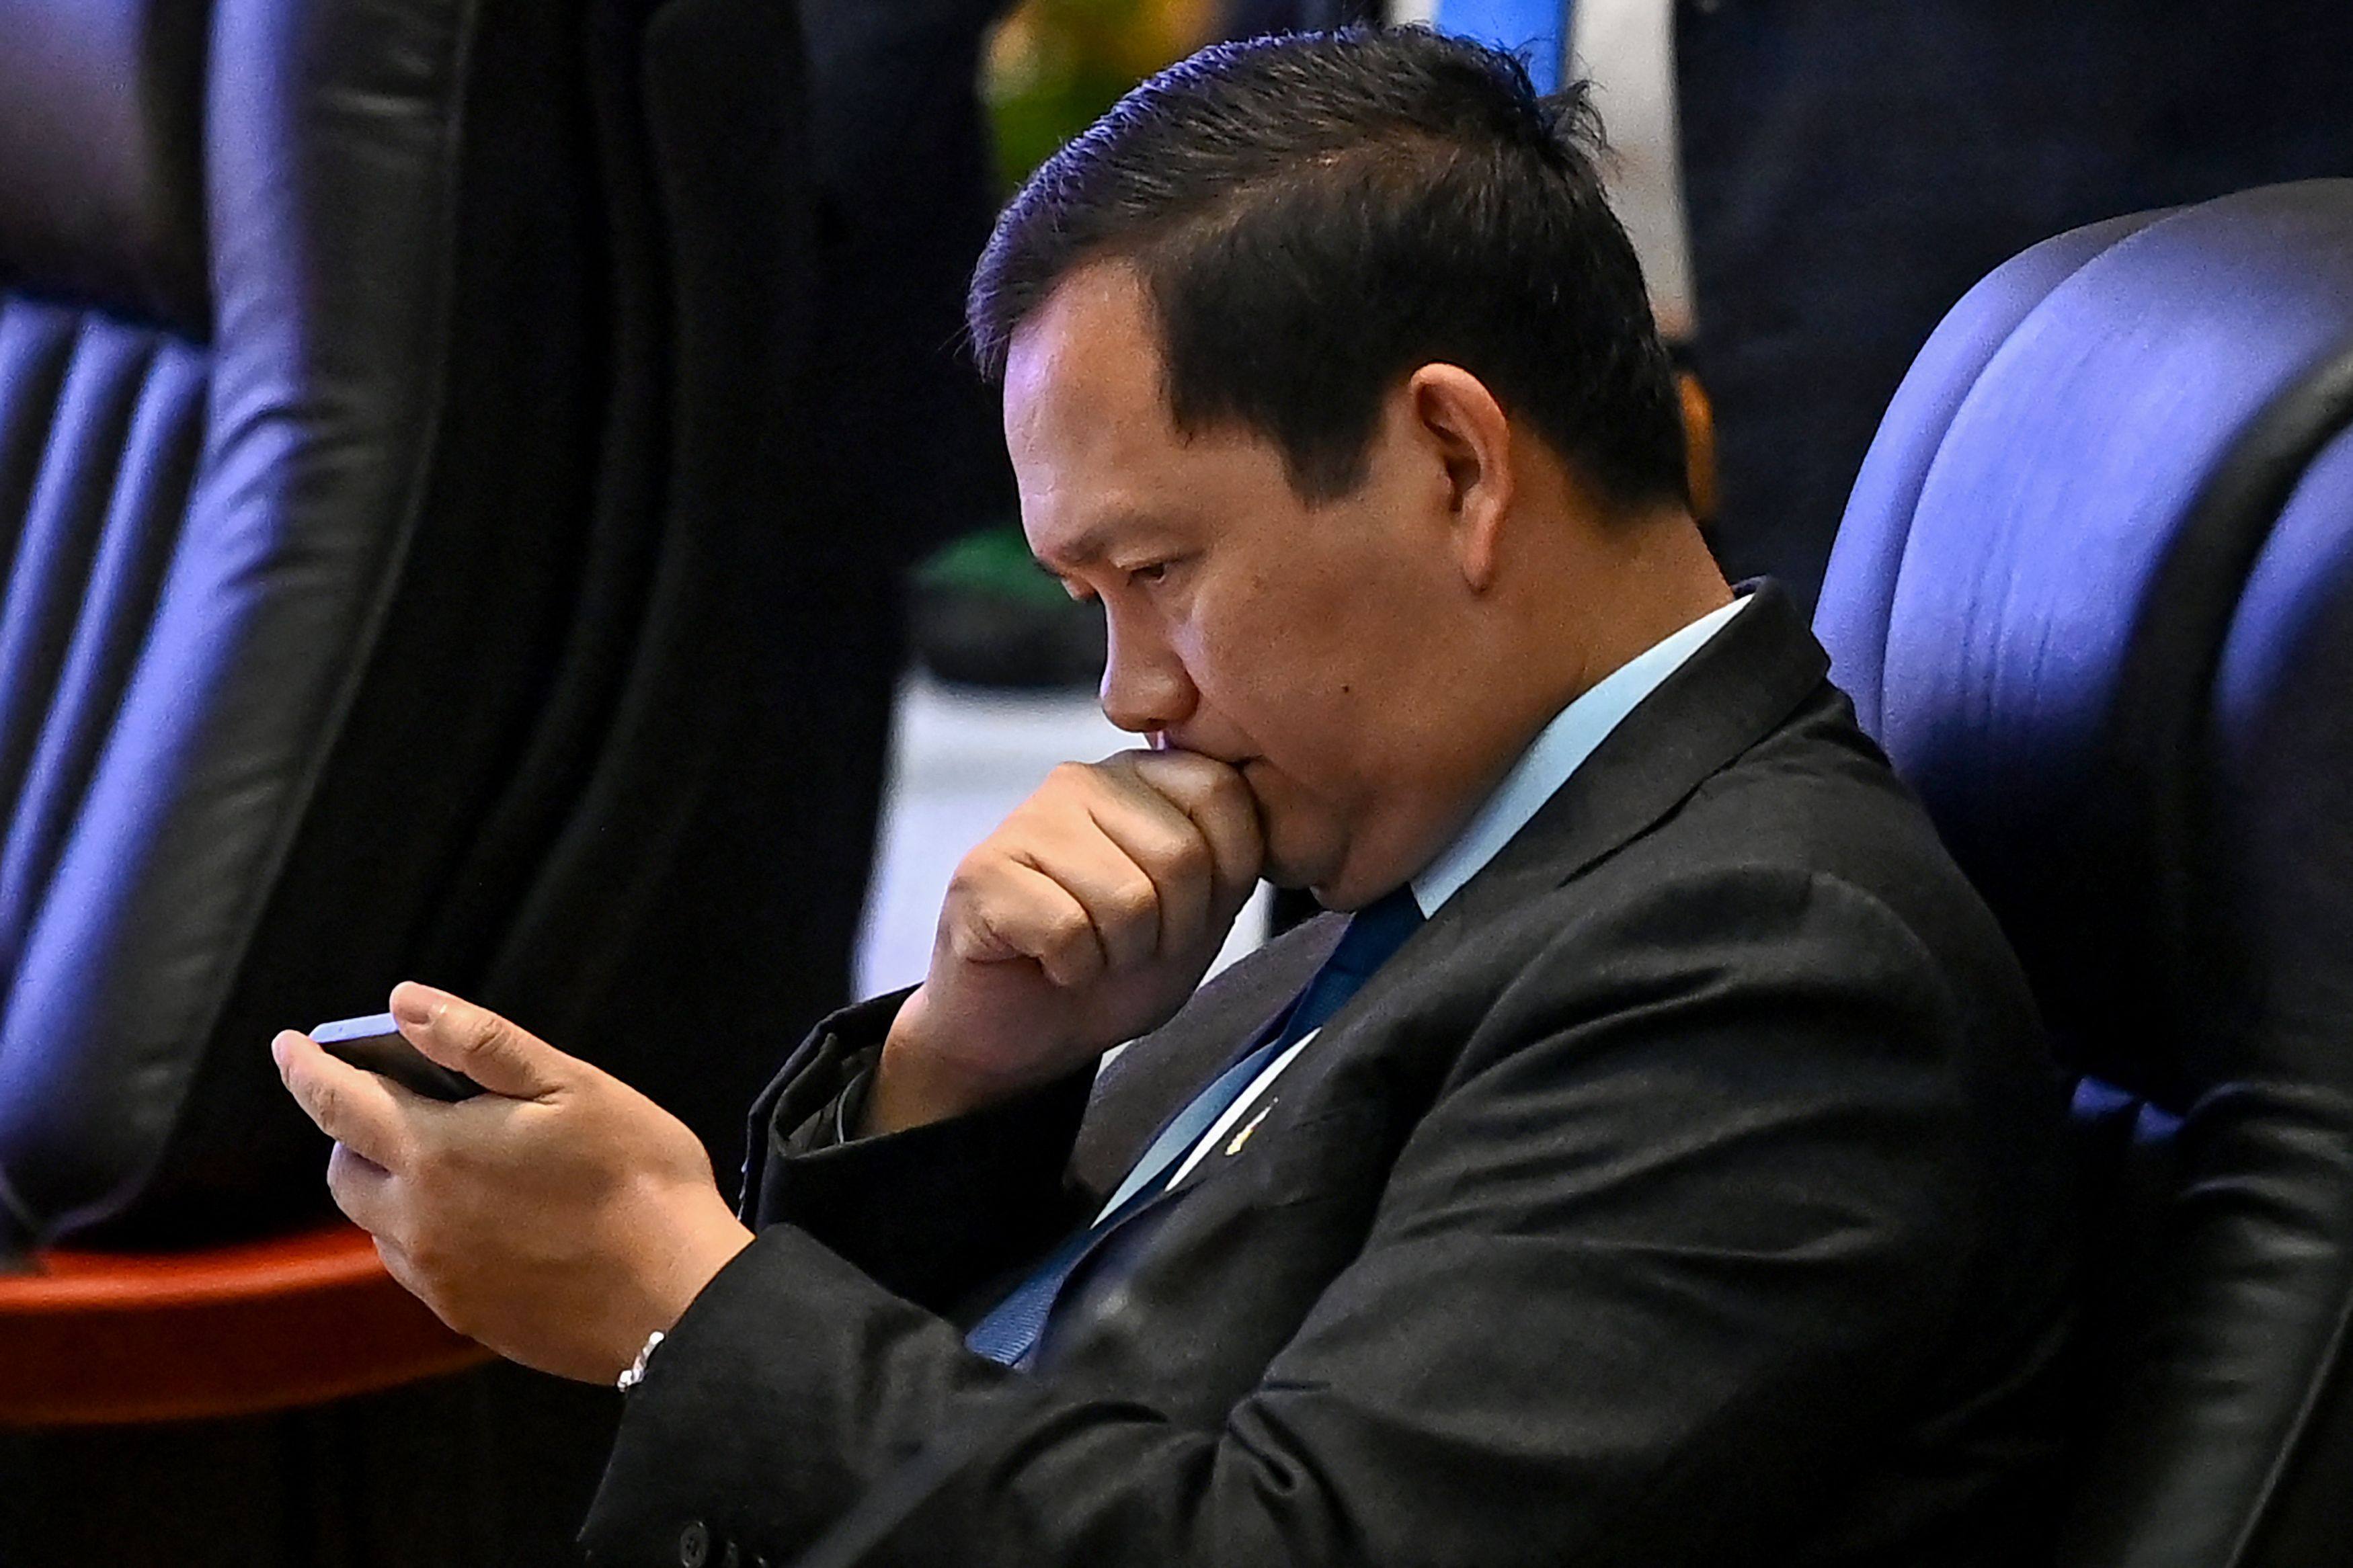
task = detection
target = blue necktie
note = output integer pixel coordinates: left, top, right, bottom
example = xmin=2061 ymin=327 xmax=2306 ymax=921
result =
xmin=965 ymin=888 xmax=1425 ymax=1367
xmin=1432 ymin=0 xmax=1575 ymax=95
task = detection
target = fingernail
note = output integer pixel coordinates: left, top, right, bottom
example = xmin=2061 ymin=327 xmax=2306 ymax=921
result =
xmin=270 ymin=1032 xmax=293 ymax=1071
xmin=391 ymin=983 xmax=450 ymax=1026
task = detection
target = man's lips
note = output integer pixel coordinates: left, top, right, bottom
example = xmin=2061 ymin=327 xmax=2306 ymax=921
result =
xmin=1146 ymin=733 xmax=1259 ymax=772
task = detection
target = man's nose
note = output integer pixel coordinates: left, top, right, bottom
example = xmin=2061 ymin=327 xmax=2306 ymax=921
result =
xmin=1097 ymin=618 xmax=1195 ymax=736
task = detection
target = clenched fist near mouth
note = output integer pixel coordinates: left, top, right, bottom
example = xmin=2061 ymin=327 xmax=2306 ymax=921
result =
xmin=865 ymin=749 xmax=1265 ymax=1136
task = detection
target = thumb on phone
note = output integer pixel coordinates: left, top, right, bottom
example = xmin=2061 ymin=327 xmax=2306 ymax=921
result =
xmin=390 ymin=982 xmax=564 ymax=1100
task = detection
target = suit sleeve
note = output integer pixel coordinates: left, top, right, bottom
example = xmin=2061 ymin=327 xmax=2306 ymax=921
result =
xmin=584 ymin=866 xmax=2018 ymax=1568
xmin=738 ymin=989 xmax=1096 ymax=1315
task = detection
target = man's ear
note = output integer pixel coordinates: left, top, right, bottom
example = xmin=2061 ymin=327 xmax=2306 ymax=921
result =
xmin=1404 ymin=363 xmax=1513 ymax=593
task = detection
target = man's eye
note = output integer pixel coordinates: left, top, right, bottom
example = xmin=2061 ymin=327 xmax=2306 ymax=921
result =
xmin=1127 ymin=561 xmax=1170 ymax=587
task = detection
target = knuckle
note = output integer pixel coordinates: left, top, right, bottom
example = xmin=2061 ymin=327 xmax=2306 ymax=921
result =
xmin=1043 ymin=761 xmax=1100 ymax=799
xmin=401 ymin=1225 xmax=455 ymax=1289
xmin=1205 ymin=767 xmax=1253 ymax=813
xmin=1042 ymin=904 xmax=1096 ymax=957
xmin=947 ymin=845 xmax=1013 ymax=900
xmin=1111 ymin=872 xmax=1160 ymax=927
xmin=943 ymin=858 xmax=984 ymax=905
xmin=945 ymin=914 xmax=990 ymax=964
xmin=328 ymin=1169 xmax=380 ymax=1235
xmin=1158 ymin=825 xmax=1211 ymax=879
xmin=422 ymin=1133 xmax=469 ymax=1180
xmin=941 ymin=876 xmax=1000 ymax=935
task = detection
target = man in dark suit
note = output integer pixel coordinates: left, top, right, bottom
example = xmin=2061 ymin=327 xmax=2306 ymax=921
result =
xmin=274 ymin=30 xmax=2072 ymax=1567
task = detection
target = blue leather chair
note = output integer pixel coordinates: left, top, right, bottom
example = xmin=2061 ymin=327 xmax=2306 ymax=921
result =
xmin=1819 ymin=180 xmax=2353 ymax=1567
xmin=0 ymin=0 xmax=861 ymax=1559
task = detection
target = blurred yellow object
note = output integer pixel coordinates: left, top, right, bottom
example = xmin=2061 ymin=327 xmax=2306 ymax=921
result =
xmin=1678 ymin=370 xmax=1718 ymax=523
xmin=987 ymin=0 xmax=1221 ymax=185
xmin=988 ymin=0 xmax=1219 ymax=91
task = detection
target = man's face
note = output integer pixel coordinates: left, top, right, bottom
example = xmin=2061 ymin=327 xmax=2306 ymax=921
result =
xmin=1004 ymin=263 xmax=1482 ymax=908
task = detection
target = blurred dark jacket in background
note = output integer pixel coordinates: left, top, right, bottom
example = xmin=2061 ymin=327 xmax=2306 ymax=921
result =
xmin=754 ymin=0 xmax=1023 ymax=1070
xmin=800 ymin=0 xmax=1023 ymax=567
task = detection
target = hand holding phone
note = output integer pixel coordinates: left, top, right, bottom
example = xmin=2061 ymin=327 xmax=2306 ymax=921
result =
xmin=310 ymin=1012 xmax=485 ymax=1102
xmin=276 ymin=985 xmax=757 ymax=1382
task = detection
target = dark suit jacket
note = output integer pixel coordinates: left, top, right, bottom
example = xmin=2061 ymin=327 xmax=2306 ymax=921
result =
xmin=580 ymin=587 xmax=2075 ymax=1568
xmin=796 ymin=0 xmax=1021 ymax=567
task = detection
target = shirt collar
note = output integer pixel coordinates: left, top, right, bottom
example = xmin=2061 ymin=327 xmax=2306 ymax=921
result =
xmin=1409 ymin=593 xmax=1752 ymax=916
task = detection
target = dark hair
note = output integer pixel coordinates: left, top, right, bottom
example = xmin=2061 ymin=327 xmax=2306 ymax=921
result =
xmin=967 ymin=27 xmax=1687 ymax=509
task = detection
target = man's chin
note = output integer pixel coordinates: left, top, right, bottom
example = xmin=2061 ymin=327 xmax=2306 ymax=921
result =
xmin=1257 ymin=836 xmax=1348 ymax=907
xmin=1263 ymin=831 xmax=1417 ymax=913
xmin=1240 ymin=769 xmax=1353 ymax=899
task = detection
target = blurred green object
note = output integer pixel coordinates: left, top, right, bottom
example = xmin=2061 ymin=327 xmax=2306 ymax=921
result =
xmin=912 ymin=526 xmax=1108 ymax=690
xmin=916 ymin=526 xmax=1070 ymax=608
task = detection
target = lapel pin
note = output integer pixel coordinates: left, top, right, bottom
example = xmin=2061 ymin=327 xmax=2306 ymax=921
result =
xmin=1225 ymin=1100 xmax=1276 ymax=1157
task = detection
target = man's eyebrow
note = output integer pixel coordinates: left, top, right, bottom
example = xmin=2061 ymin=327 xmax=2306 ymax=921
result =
xmin=1037 ymin=509 xmax=1177 ymax=569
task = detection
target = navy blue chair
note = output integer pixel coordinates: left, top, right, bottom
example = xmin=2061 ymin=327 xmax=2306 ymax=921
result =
xmin=0 ymin=0 xmax=845 ymax=1276
xmin=0 ymin=0 xmax=860 ymax=1560
xmin=1819 ymin=181 xmax=2353 ymax=1567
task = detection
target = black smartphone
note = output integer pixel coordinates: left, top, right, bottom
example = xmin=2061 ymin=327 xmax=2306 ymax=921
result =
xmin=311 ymin=1012 xmax=484 ymax=1102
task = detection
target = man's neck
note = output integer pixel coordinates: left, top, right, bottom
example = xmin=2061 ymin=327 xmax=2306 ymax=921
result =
xmin=1549 ymin=511 xmax=1734 ymax=712
xmin=1406 ymin=586 xmax=1749 ymax=916
xmin=1478 ymin=510 xmax=1730 ymax=801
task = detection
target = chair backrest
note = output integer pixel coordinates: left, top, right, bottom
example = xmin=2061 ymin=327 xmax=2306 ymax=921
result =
xmin=1817 ymin=181 xmax=2353 ymax=1568
xmin=0 ymin=0 xmax=820 ymax=1249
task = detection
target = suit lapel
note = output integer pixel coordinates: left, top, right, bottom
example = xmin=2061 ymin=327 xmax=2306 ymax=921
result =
xmin=1069 ymin=912 xmax=1347 ymax=1200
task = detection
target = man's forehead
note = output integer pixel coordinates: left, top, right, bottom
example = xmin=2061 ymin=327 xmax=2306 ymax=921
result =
xmin=1005 ymin=264 xmax=1197 ymax=557
xmin=1003 ymin=261 xmax=1168 ymax=430
xmin=1005 ymin=259 xmax=1316 ymax=570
